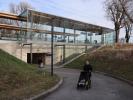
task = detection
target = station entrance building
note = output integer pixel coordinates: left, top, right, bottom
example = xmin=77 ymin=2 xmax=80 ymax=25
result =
xmin=0 ymin=9 xmax=115 ymax=65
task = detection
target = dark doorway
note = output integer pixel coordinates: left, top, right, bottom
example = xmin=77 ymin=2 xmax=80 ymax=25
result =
xmin=27 ymin=53 xmax=46 ymax=64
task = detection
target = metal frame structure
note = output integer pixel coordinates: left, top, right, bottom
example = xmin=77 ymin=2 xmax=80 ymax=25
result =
xmin=0 ymin=10 xmax=115 ymax=44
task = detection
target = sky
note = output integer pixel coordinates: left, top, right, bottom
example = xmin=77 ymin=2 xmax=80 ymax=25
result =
xmin=0 ymin=0 xmax=126 ymax=38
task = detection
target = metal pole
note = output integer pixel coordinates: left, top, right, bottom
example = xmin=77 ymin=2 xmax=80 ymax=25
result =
xmin=20 ymin=21 xmax=23 ymax=42
xmin=68 ymin=35 xmax=69 ymax=43
xmin=85 ymin=25 xmax=88 ymax=52
xmin=63 ymin=22 xmax=66 ymax=63
xmin=63 ymin=24 xmax=65 ymax=42
xmin=90 ymin=34 xmax=92 ymax=45
xmin=30 ymin=12 xmax=33 ymax=40
xmin=85 ymin=31 xmax=87 ymax=52
xmin=30 ymin=43 xmax=32 ymax=64
xmin=63 ymin=45 xmax=65 ymax=63
xmin=25 ymin=9 xmax=28 ymax=42
xmin=74 ymin=29 xmax=76 ymax=43
xmin=85 ymin=32 xmax=88 ymax=43
xmin=51 ymin=20 xmax=54 ymax=76
xmin=101 ymin=28 xmax=104 ymax=45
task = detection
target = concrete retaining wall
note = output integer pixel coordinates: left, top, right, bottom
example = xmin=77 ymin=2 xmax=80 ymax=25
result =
xmin=0 ymin=40 xmax=92 ymax=65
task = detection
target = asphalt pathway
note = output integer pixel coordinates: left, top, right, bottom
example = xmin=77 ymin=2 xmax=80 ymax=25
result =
xmin=44 ymin=68 xmax=133 ymax=100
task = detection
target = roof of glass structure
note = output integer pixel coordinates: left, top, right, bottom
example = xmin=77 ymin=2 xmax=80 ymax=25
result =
xmin=20 ymin=9 xmax=114 ymax=34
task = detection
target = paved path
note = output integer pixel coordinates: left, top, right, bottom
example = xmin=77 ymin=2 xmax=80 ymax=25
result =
xmin=44 ymin=68 xmax=133 ymax=100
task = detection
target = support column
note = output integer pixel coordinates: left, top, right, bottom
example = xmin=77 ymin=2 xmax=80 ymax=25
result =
xmin=30 ymin=12 xmax=33 ymax=40
xmin=85 ymin=31 xmax=88 ymax=52
xmin=63 ymin=45 xmax=65 ymax=63
xmin=63 ymin=22 xmax=66 ymax=42
xmin=30 ymin=43 xmax=32 ymax=64
xmin=51 ymin=20 xmax=54 ymax=76
xmin=74 ymin=29 xmax=76 ymax=43
xmin=100 ymin=28 xmax=104 ymax=45
xmin=63 ymin=22 xmax=66 ymax=63
xmin=85 ymin=32 xmax=88 ymax=43
xmin=20 ymin=21 xmax=24 ymax=42
xmin=45 ymin=34 xmax=47 ymax=41
xmin=105 ymin=34 xmax=106 ymax=44
xmin=90 ymin=33 xmax=92 ymax=45
xmin=101 ymin=34 xmax=104 ymax=45
xmin=113 ymin=32 xmax=116 ymax=44
xmin=68 ymin=35 xmax=69 ymax=43
xmin=25 ymin=9 xmax=29 ymax=42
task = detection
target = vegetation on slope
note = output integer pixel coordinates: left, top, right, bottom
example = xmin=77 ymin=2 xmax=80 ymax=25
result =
xmin=0 ymin=49 xmax=59 ymax=99
xmin=65 ymin=44 xmax=133 ymax=81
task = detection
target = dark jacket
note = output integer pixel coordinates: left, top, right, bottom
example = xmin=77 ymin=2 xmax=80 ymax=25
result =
xmin=83 ymin=64 xmax=92 ymax=73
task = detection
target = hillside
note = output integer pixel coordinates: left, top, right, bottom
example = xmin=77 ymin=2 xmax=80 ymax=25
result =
xmin=0 ymin=49 xmax=59 ymax=99
xmin=65 ymin=44 xmax=133 ymax=81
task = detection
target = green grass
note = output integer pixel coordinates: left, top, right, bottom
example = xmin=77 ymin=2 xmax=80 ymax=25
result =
xmin=0 ymin=49 xmax=59 ymax=100
xmin=65 ymin=53 xmax=80 ymax=63
xmin=65 ymin=47 xmax=133 ymax=81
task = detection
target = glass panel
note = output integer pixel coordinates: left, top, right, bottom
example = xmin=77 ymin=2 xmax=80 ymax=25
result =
xmin=18 ymin=9 xmax=115 ymax=44
xmin=65 ymin=29 xmax=74 ymax=43
xmin=19 ymin=9 xmax=28 ymax=17
xmin=76 ymin=31 xmax=86 ymax=44
xmin=92 ymin=33 xmax=102 ymax=44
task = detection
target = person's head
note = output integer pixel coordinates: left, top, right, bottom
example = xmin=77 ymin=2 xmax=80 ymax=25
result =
xmin=85 ymin=60 xmax=89 ymax=65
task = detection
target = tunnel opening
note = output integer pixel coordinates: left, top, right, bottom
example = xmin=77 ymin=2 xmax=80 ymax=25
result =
xmin=27 ymin=53 xmax=47 ymax=64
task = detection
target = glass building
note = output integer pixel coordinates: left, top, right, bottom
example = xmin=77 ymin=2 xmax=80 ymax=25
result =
xmin=0 ymin=9 xmax=115 ymax=67
xmin=16 ymin=9 xmax=115 ymax=45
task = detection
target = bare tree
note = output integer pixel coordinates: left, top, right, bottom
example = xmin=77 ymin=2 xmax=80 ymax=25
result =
xmin=9 ymin=1 xmax=34 ymax=39
xmin=0 ymin=1 xmax=34 ymax=40
xmin=9 ymin=1 xmax=34 ymax=25
xmin=9 ymin=1 xmax=34 ymax=15
xmin=104 ymin=0 xmax=125 ymax=43
xmin=117 ymin=0 xmax=133 ymax=43
xmin=118 ymin=0 xmax=133 ymax=24
xmin=123 ymin=16 xmax=133 ymax=43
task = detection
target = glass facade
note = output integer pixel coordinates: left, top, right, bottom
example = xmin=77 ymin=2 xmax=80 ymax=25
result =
xmin=0 ymin=9 xmax=115 ymax=45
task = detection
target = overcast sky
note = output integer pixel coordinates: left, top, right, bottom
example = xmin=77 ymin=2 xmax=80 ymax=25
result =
xmin=0 ymin=0 xmax=126 ymax=38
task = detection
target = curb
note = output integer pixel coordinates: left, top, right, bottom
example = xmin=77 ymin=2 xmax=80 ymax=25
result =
xmin=28 ymin=77 xmax=63 ymax=100
xmin=95 ymin=71 xmax=133 ymax=86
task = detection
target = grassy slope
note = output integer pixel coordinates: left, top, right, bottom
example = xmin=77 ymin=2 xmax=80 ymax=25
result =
xmin=65 ymin=45 xmax=133 ymax=81
xmin=0 ymin=49 xmax=59 ymax=99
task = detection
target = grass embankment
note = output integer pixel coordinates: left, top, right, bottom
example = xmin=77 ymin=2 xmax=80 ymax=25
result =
xmin=65 ymin=44 xmax=133 ymax=81
xmin=0 ymin=49 xmax=59 ymax=100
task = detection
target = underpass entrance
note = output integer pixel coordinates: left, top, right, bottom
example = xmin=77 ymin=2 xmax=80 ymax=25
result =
xmin=27 ymin=53 xmax=46 ymax=64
